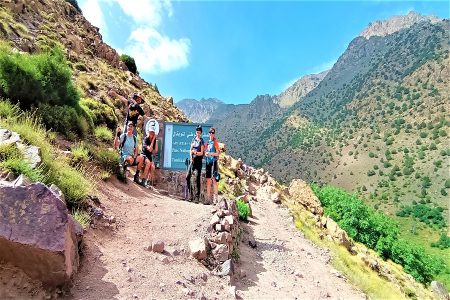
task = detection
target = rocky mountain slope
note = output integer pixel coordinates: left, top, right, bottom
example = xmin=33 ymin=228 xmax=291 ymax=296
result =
xmin=275 ymin=70 xmax=329 ymax=108
xmin=0 ymin=0 xmax=187 ymax=125
xmin=360 ymin=11 xmax=441 ymax=39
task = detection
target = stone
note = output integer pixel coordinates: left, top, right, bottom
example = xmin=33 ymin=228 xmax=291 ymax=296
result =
xmin=215 ymin=259 xmax=233 ymax=276
xmin=49 ymin=184 xmax=65 ymax=203
xmin=0 ymin=183 xmax=80 ymax=287
xmin=224 ymin=215 xmax=234 ymax=225
xmin=215 ymin=224 xmax=224 ymax=232
xmin=152 ymin=240 xmax=165 ymax=253
xmin=271 ymin=192 xmax=281 ymax=204
xmin=210 ymin=214 xmax=220 ymax=226
xmin=189 ymin=238 xmax=208 ymax=260
xmin=289 ymin=179 xmax=324 ymax=215
xmin=431 ymin=281 xmax=450 ymax=300
xmin=166 ymin=247 xmax=180 ymax=256
xmin=229 ymin=285 xmax=237 ymax=298
xmin=212 ymin=244 xmax=229 ymax=262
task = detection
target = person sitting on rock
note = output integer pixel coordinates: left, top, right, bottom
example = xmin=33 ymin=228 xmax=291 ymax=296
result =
xmin=205 ymin=127 xmax=220 ymax=203
xmin=109 ymin=89 xmax=145 ymax=136
xmin=135 ymin=125 xmax=158 ymax=187
xmin=119 ymin=121 xmax=139 ymax=183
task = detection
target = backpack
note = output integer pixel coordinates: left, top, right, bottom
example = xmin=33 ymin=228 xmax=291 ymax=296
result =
xmin=191 ymin=137 xmax=204 ymax=159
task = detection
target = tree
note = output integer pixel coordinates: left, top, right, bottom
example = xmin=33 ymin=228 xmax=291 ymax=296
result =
xmin=120 ymin=54 xmax=137 ymax=74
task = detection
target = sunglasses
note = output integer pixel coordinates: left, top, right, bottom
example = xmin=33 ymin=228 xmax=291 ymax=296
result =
xmin=209 ymin=131 xmax=215 ymax=134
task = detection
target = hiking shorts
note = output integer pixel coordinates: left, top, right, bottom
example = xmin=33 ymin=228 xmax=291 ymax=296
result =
xmin=121 ymin=154 xmax=138 ymax=166
xmin=205 ymin=161 xmax=218 ymax=179
xmin=140 ymin=152 xmax=153 ymax=163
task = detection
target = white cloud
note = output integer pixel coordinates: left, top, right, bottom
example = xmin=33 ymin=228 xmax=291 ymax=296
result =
xmin=80 ymin=0 xmax=106 ymax=31
xmin=80 ymin=0 xmax=189 ymax=74
xmin=126 ymin=27 xmax=190 ymax=74
xmin=113 ymin=0 xmax=172 ymax=27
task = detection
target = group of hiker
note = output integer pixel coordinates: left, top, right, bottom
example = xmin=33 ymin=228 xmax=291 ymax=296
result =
xmin=109 ymin=90 xmax=221 ymax=203
xmin=109 ymin=90 xmax=158 ymax=188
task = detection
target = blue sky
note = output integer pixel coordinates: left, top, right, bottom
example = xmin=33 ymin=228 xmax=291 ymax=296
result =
xmin=78 ymin=0 xmax=449 ymax=104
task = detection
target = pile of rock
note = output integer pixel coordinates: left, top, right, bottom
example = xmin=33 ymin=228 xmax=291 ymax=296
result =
xmin=189 ymin=198 xmax=239 ymax=277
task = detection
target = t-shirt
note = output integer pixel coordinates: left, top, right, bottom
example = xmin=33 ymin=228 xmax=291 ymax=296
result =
xmin=206 ymin=138 xmax=219 ymax=164
xmin=120 ymin=133 xmax=136 ymax=157
xmin=141 ymin=135 xmax=157 ymax=158
xmin=191 ymin=136 xmax=204 ymax=164
xmin=126 ymin=100 xmax=145 ymax=126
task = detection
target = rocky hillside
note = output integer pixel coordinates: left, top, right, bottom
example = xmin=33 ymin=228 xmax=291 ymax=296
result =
xmin=214 ymin=13 xmax=450 ymax=285
xmin=0 ymin=0 xmax=187 ymax=124
xmin=360 ymin=11 xmax=441 ymax=39
xmin=275 ymin=70 xmax=329 ymax=108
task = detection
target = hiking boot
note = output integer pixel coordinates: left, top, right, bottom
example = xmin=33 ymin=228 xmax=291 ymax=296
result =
xmin=122 ymin=163 xmax=128 ymax=183
xmin=139 ymin=179 xmax=146 ymax=187
xmin=134 ymin=173 xmax=141 ymax=184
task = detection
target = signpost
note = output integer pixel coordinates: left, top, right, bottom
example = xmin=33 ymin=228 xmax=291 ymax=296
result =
xmin=162 ymin=122 xmax=212 ymax=170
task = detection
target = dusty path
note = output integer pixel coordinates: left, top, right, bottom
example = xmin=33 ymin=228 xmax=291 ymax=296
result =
xmin=3 ymin=176 xmax=363 ymax=299
xmin=68 ymin=178 xmax=232 ymax=300
xmin=234 ymin=198 xmax=365 ymax=300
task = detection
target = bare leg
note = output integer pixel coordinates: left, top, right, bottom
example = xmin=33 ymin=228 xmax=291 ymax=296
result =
xmin=206 ymin=178 xmax=212 ymax=203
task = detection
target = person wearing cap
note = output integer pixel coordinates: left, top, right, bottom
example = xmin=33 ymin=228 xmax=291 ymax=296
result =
xmin=135 ymin=125 xmax=158 ymax=187
xmin=119 ymin=121 xmax=139 ymax=182
xmin=186 ymin=125 xmax=204 ymax=202
xmin=109 ymin=89 xmax=145 ymax=136
xmin=205 ymin=127 xmax=220 ymax=203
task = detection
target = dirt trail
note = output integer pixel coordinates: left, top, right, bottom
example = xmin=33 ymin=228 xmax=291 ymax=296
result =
xmin=2 ymin=176 xmax=364 ymax=300
xmin=68 ymin=178 xmax=232 ymax=300
xmin=234 ymin=198 xmax=364 ymax=300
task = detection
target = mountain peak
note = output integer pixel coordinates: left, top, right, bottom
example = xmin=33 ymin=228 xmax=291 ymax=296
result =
xmin=276 ymin=70 xmax=329 ymax=108
xmin=360 ymin=11 xmax=441 ymax=39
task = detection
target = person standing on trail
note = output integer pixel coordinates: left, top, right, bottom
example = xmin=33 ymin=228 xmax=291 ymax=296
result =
xmin=135 ymin=125 xmax=158 ymax=187
xmin=119 ymin=121 xmax=139 ymax=182
xmin=109 ymin=89 xmax=145 ymax=136
xmin=205 ymin=127 xmax=220 ymax=203
xmin=186 ymin=125 xmax=204 ymax=202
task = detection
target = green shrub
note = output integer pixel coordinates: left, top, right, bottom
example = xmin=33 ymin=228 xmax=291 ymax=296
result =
xmin=0 ymin=143 xmax=45 ymax=182
xmin=0 ymin=99 xmax=19 ymax=119
xmin=445 ymin=179 xmax=450 ymax=189
xmin=90 ymin=147 xmax=118 ymax=172
xmin=72 ymin=209 xmax=90 ymax=229
xmin=120 ymin=54 xmax=137 ymax=74
xmin=311 ymin=183 xmax=444 ymax=283
xmin=0 ymin=109 xmax=91 ymax=207
xmin=38 ymin=104 xmax=87 ymax=138
xmin=0 ymin=46 xmax=80 ymax=109
xmin=71 ymin=142 xmax=90 ymax=164
xmin=391 ymin=240 xmax=441 ymax=284
xmin=94 ymin=126 xmax=113 ymax=142
xmin=367 ymin=170 xmax=376 ymax=176
xmin=80 ymin=98 xmax=117 ymax=129
xmin=397 ymin=204 xmax=446 ymax=229
xmin=431 ymin=234 xmax=450 ymax=249
xmin=236 ymin=198 xmax=250 ymax=221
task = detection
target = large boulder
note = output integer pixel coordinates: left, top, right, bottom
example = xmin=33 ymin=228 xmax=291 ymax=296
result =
xmin=288 ymin=179 xmax=324 ymax=215
xmin=0 ymin=183 xmax=80 ymax=288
